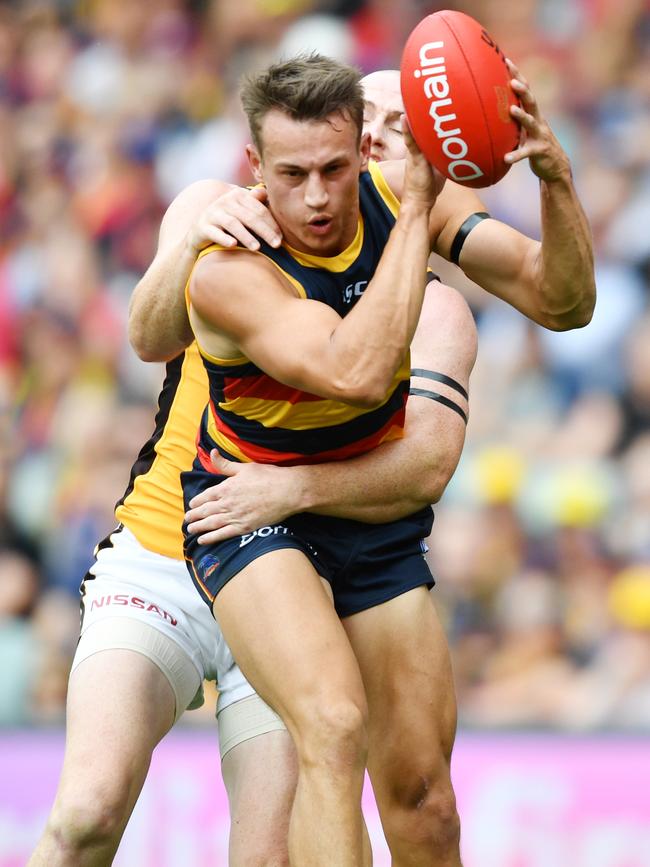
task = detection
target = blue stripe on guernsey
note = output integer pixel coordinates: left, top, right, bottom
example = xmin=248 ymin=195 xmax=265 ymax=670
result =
xmin=196 ymin=161 xmax=409 ymax=466
xmin=210 ymin=359 xmax=262 ymax=405
xmin=212 ymin=376 xmax=408 ymax=455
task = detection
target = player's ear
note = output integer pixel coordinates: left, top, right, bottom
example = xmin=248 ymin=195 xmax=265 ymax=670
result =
xmin=246 ymin=144 xmax=263 ymax=183
xmin=359 ymin=131 xmax=371 ymax=169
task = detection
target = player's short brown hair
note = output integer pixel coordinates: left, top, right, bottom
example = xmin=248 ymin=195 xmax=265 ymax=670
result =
xmin=241 ymin=53 xmax=364 ymax=153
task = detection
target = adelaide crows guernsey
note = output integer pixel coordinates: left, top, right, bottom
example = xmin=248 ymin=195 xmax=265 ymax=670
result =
xmin=190 ymin=161 xmax=409 ymax=471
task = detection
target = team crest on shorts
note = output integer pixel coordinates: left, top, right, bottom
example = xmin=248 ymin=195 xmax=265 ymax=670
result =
xmin=199 ymin=555 xmax=221 ymax=580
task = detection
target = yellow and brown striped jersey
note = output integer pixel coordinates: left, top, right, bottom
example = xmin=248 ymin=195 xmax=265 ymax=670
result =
xmin=115 ymin=342 xmax=207 ymax=559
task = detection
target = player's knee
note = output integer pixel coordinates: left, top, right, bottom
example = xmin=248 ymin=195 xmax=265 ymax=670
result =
xmin=47 ymin=787 xmax=130 ymax=853
xmin=295 ymin=698 xmax=368 ymax=772
xmin=385 ymin=774 xmax=460 ymax=853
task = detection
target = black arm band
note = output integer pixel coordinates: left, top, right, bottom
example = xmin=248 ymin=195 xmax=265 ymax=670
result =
xmin=411 ymin=369 xmax=468 ymax=401
xmin=449 ymin=212 xmax=490 ymax=265
xmin=408 ymin=388 xmax=468 ymax=424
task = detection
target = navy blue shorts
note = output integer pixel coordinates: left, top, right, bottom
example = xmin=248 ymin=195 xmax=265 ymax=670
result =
xmin=182 ymin=466 xmax=434 ymax=618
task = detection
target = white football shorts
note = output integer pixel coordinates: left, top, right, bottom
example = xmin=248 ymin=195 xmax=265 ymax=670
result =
xmin=71 ymin=525 xmax=285 ymax=755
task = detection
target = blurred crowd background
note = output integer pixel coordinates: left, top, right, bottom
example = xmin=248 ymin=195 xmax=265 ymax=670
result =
xmin=1 ymin=0 xmax=649 ymax=731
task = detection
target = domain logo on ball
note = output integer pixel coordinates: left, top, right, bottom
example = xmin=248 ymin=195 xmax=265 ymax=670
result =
xmin=401 ymin=10 xmax=520 ymax=188
xmin=411 ymin=41 xmax=483 ymax=185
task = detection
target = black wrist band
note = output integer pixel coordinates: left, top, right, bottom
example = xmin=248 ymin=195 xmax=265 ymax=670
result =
xmin=450 ymin=212 xmax=490 ymax=265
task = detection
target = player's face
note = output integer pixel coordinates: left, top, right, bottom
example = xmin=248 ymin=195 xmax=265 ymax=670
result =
xmin=361 ymin=71 xmax=406 ymax=162
xmin=247 ymin=109 xmax=370 ymax=256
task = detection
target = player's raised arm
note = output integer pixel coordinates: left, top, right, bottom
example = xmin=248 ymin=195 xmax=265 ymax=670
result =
xmin=448 ymin=60 xmax=595 ymax=332
xmin=382 ymin=138 xmax=594 ymax=333
xmin=128 ymin=181 xmax=282 ymax=362
xmin=379 ymin=72 xmax=595 ymax=332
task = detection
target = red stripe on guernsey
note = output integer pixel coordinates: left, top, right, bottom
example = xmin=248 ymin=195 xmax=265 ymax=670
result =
xmin=211 ymin=397 xmax=407 ymax=466
xmin=222 ymin=375 xmax=322 ymax=404
xmin=197 ymin=444 xmax=216 ymax=473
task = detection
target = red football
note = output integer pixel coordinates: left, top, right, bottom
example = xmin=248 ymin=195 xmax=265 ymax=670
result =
xmin=400 ymin=10 xmax=520 ymax=188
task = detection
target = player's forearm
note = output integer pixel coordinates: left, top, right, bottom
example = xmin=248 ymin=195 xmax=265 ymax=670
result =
xmin=329 ymin=202 xmax=432 ymax=405
xmin=289 ymin=447 xmax=429 ymax=522
xmin=291 ymin=374 xmax=468 ymax=522
xmin=534 ymin=170 xmax=596 ymax=330
xmin=128 ymin=237 xmax=196 ymax=362
xmin=458 ymin=185 xmax=595 ymax=332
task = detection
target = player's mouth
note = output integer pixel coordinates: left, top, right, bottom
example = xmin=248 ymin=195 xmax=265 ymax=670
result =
xmin=308 ymin=216 xmax=333 ymax=235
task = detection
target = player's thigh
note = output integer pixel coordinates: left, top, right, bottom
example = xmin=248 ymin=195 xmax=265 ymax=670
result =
xmin=342 ymin=586 xmax=457 ymax=795
xmin=55 ymin=648 xmax=177 ymax=814
xmin=213 ymin=548 xmax=366 ymax=735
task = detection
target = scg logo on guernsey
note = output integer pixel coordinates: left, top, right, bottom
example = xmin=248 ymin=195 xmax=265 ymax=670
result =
xmin=343 ymin=280 xmax=368 ymax=305
xmin=240 ymin=524 xmax=291 ymax=547
xmin=412 ymin=41 xmax=484 ymax=184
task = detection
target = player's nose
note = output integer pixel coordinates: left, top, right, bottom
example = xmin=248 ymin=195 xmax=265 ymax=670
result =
xmin=365 ymin=117 xmax=386 ymax=150
xmin=304 ymin=173 xmax=329 ymax=208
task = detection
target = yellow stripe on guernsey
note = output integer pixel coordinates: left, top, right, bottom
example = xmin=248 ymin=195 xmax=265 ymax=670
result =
xmin=115 ymin=343 xmax=208 ymax=560
xmin=205 ymin=384 xmax=406 ymax=442
xmin=216 ymin=389 xmax=395 ymax=431
xmin=367 ymin=160 xmax=400 ymax=218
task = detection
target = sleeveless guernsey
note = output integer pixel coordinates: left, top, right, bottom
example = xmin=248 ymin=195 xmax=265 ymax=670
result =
xmin=191 ymin=162 xmax=408 ymax=472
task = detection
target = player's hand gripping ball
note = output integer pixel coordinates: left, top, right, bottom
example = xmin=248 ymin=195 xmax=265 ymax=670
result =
xmin=400 ymin=10 xmax=520 ymax=188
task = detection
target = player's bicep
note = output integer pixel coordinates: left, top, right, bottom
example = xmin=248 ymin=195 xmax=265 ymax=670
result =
xmin=457 ymin=217 xmax=540 ymax=316
xmin=407 ymin=281 xmax=476 ymax=431
xmin=189 ymin=252 xmax=344 ymax=394
xmin=400 ymin=285 xmax=475 ymax=498
xmin=430 ymin=181 xmax=486 ymax=256
xmin=240 ymin=297 xmax=344 ymax=391
xmin=379 ymin=160 xmax=488 ymax=252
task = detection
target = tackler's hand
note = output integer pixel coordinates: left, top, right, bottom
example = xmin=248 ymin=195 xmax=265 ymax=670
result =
xmin=186 ymin=186 xmax=282 ymax=254
xmin=185 ymin=452 xmax=296 ymax=545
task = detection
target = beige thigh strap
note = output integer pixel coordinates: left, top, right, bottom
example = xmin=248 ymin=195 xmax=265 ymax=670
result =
xmin=217 ymin=694 xmax=286 ymax=760
xmin=72 ymin=617 xmax=203 ymax=724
